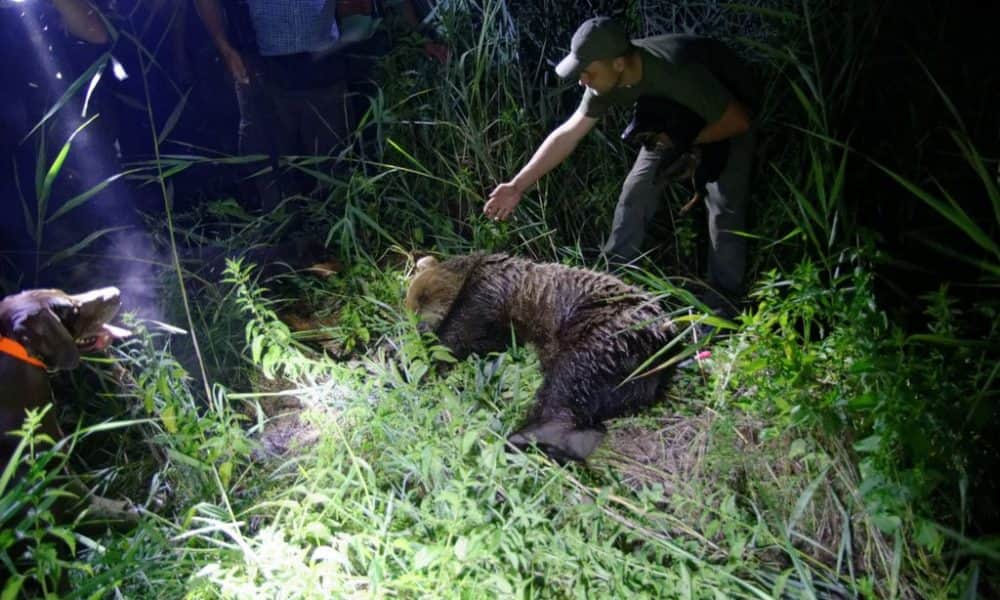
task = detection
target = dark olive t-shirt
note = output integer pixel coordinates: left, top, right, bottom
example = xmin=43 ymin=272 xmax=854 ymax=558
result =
xmin=578 ymin=34 xmax=757 ymax=123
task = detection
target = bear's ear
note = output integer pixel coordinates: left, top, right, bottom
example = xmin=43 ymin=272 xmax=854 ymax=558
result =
xmin=415 ymin=256 xmax=438 ymax=273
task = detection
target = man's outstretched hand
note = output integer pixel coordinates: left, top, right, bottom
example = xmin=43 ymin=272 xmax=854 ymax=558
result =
xmin=483 ymin=182 xmax=523 ymax=221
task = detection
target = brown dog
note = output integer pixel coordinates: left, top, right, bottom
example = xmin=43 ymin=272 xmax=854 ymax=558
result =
xmin=0 ymin=287 xmax=135 ymax=522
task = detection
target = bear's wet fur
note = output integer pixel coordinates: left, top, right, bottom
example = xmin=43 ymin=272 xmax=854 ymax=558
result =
xmin=405 ymin=253 xmax=679 ymax=463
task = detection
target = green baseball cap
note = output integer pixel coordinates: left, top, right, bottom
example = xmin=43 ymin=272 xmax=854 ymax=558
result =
xmin=555 ymin=17 xmax=631 ymax=79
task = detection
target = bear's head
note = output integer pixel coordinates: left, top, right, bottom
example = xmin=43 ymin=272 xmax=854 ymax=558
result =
xmin=405 ymin=255 xmax=467 ymax=332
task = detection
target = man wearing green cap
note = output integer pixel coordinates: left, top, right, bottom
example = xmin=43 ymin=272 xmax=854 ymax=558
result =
xmin=483 ymin=17 xmax=759 ymax=318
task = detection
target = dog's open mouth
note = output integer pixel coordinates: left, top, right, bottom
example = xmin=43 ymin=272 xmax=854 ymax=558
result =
xmin=59 ymin=286 xmax=131 ymax=354
xmin=76 ymin=323 xmax=132 ymax=352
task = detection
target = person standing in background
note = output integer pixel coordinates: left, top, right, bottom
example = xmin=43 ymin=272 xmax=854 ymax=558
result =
xmin=194 ymin=0 xmax=350 ymax=211
xmin=194 ymin=0 xmax=447 ymax=210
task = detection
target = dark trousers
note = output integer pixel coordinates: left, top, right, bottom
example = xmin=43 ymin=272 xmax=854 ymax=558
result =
xmin=604 ymin=129 xmax=756 ymax=315
xmin=235 ymin=56 xmax=350 ymax=211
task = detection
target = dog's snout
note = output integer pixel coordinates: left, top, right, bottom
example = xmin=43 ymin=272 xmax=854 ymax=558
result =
xmin=72 ymin=287 xmax=121 ymax=308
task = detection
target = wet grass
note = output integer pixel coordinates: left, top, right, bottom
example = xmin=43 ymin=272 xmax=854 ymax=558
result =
xmin=1 ymin=0 xmax=996 ymax=598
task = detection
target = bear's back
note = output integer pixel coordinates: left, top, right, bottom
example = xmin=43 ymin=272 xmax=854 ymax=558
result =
xmin=480 ymin=256 xmax=672 ymax=360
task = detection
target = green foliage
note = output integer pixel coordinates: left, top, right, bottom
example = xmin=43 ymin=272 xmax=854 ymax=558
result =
xmin=718 ymin=262 xmax=998 ymax=581
xmin=119 ymin=318 xmax=254 ymax=502
xmin=0 ymin=408 xmax=75 ymax=597
xmin=3 ymin=0 xmax=995 ymax=597
xmin=225 ymin=258 xmax=336 ymax=381
xmin=180 ymin=325 xmax=783 ymax=598
xmin=313 ymin=259 xmax=409 ymax=355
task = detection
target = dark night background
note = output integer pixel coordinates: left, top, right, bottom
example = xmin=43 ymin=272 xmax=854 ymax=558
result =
xmin=2 ymin=1 xmax=996 ymax=313
xmin=0 ymin=0 xmax=997 ymax=591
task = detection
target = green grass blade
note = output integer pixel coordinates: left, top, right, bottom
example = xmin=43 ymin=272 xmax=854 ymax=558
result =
xmin=871 ymin=159 xmax=999 ymax=259
xmin=39 ymin=115 xmax=100 ymax=216
xmin=22 ymin=52 xmax=111 ymax=142
xmin=46 ymin=168 xmax=142 ymax=223
xmin=157 ymin=88 xmax=192 ymax=146
xmin=40 ymin=225 xmax=130 ymax=269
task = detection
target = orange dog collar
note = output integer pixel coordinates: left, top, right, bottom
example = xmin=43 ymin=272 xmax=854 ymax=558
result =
xmin=0 ymin=336 xmax=47 ymax=369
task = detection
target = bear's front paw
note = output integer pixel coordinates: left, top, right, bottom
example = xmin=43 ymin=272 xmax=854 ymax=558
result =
xmin=507 ymin=421 xmax=605 ymax=464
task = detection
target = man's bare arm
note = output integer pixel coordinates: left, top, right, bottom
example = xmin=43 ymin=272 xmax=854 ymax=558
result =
xmin=193 ymin=0 xmax=230 ymax=51
xmin=509 ymin=110 xmax=597 ymax=192
xmin=52 ymin=0 xmax=108 ymax=44
xmin=193 ymin=0 xmax=248 ymax=83
xmin=483 ymin=111 xmax=596 ymax=220
xmin=694 ymin=99 xmax=751 ymax=144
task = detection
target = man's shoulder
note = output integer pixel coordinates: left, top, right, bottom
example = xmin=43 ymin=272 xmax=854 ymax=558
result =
xmin=633 ymin=33 xmax=705 ymax=44
xmin=632 ymin=34 xmax=729 ymax=65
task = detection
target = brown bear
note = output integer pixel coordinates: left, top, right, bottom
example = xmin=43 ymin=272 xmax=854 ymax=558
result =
xmin=405 ymin=253 xmax=679 ymax=463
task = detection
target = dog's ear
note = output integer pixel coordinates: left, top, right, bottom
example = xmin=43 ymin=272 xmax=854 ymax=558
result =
xmin=13 ymin=305 xmax=79 ymax=370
